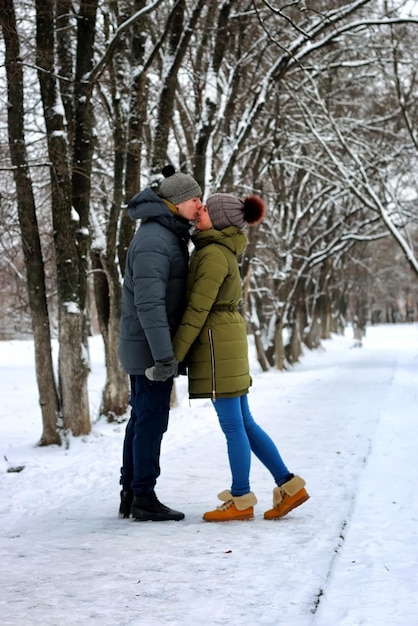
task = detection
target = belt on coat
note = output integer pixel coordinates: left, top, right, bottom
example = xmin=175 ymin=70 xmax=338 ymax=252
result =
xmin=211 ymin=304 xmax=237 ymax=312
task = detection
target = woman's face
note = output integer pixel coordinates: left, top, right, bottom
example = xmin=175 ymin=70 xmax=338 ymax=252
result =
xmin=195 ymin=204 xmax=213 ymax=231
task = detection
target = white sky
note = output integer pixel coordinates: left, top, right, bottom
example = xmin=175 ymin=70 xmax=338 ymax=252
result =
xmin=1 ymin=323 xmax=417 ymax=625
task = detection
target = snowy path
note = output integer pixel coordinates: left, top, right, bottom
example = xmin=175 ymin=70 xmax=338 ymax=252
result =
xmin=312 ymin=330 xmax=418 ymax=625
xmin=0 ymin=324 xmax=417 ymax=625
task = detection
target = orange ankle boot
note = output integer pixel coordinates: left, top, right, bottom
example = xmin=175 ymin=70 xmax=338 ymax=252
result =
xmin=264 ymin=476 xmax=309 ymax=520
xmin=203 ymin=490 xmax=257 ymax=522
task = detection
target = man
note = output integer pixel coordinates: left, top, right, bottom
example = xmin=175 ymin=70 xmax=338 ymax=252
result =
xmin=118 ymin=165 xmax=202 ymax=521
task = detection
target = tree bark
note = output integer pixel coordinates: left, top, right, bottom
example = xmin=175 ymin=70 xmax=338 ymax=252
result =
xmin=72 ymin=0 xmax=99 ymax=346
xmin=1 ymin=0 xmax=61 ymax=445
xmin=286 ymin=317 xmax=302 ymax=365
xmin=36 ymin=0 xmax=90 ymax=435
xmin=274 ymin=316 xmax=286 ymax=371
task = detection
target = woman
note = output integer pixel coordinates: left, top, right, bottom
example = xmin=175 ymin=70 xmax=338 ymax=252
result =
xmin=173 ymin=193 xmax=309 ymax=521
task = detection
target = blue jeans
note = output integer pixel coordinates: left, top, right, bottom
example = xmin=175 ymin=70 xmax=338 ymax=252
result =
xmin=212 ymin=395 xmax=290 ymax=496
xmin=120 ymin=374 xmax=173 ymax=496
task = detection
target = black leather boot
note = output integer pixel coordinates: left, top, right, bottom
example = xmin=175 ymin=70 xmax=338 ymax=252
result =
xmin=131 ymin=492 xmax=185 ymax=521
xmin=118 ymin=489 xmax=133 ymax=519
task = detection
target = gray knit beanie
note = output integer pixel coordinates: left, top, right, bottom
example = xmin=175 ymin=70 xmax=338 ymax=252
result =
xmin=206 ymin=193 xmax=266 ymax=230
xmin=158 ymin=165 xmax=202 ymax=205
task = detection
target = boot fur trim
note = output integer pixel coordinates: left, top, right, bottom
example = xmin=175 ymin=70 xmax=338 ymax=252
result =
xmin=273 ymin=476 xmax=306 ymax=505
xmin=233 ymin=492 xmax=257 ymax=510
xmin=217 ymin=490 xmax=257 ymax=511
xmin=217 ymin=490 xmax=233 ymax=502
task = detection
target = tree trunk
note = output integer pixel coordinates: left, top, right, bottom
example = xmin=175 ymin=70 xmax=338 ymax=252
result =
xmin=1 ymin=0 xmax=61 ymax=445
xmin=286 ymin=317 xmax=302 ymax=365
xmin=318 ymin=294 xmax=332 ymax=340
xmin=58 ymin=312 xmax=90 ymax=435
xmin=304 ymin=311 xmax=321 ymax=350
xmin=72 ymin=0 xmax=99 ymax=346
xmin=91 ymin=250 xmax=129 ymax=419
xmin=36 ymin=0 xmax=90 ymax=435
xmin=253 ymin=330 xmax=271 ymax=372
xmin=274 ymin=317 xmax=286 ymax=371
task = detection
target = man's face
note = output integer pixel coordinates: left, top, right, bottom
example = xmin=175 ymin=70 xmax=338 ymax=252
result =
xmin=176 ymin=197 xmax=202 ymax=222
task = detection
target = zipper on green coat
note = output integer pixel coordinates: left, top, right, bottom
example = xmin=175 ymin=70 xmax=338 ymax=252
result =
xmin=208 ymin=328 xmax=216 ymax=402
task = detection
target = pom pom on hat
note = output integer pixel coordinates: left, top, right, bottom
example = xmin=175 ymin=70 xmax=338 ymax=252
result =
xmin=206 ymin=193 xmax=266 ymax=230
xmin=162 ymin=164 xmax=176 ymax=177
xmin=158 ymin=165 xmax=202 ymax=205
xmin=242 ymin=195 xmax=266 ymax=225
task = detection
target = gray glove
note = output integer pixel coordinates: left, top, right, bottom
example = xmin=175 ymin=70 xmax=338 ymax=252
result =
xmin=145 ymin=356 xmax=178 ymax=381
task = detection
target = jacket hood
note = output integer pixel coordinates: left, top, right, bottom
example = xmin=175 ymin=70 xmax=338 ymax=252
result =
xmin=127 ymin=187 xmax=172 ymax=220
xmin=127 ymin=187 xmax=192 ymax=240
xmin=192 ymin=226 xmax=248 ymax=256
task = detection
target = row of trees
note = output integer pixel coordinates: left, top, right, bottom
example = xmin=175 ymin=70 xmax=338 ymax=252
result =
xmin=1 ymin=0 xmax=417 ymax=444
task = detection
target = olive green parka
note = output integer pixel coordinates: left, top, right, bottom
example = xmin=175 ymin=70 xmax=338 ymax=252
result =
xmin=173 ymin=226 xmax=251 ymax=399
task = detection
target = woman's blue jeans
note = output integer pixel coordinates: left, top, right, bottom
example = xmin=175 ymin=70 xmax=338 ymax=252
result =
xmin=212 ymin=394 xmax=290 ymax=496
xmin=120 ymin=374 xmax=173 ymax=496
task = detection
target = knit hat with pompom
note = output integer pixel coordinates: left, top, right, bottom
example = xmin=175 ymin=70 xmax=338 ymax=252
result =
xmin=206 ymin=193 xmax=266 ymax=230
xmin=158 ymin=165 xmax=202 ymax=205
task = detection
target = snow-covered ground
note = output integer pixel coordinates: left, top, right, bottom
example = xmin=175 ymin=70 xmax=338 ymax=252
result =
xmin=1 ymin=323 xmax=417 ymax=626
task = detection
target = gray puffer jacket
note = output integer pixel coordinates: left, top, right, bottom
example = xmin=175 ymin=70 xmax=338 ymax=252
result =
xmin=118 ymin=188 xmax=191 ymax=374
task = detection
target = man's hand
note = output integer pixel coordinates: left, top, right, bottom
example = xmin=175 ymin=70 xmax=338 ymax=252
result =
xmin=145 ymin=356 xmax=178 ymax=381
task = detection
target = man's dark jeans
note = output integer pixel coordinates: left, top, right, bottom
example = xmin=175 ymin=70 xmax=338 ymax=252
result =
xmin=120 ymin=374 xmax=173 ymax=496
